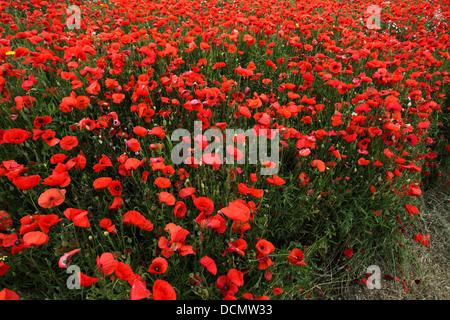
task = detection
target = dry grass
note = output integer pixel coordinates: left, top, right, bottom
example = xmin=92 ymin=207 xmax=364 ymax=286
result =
xmin=344 ymin=187 xmax=450 ymax=300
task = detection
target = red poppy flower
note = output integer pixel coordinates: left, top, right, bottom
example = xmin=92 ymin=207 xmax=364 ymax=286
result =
xmin=413 ymin=234 xmax=430 ymax=247
xmin=109 ymin=196 xmax=124 ymax=210
xmin=19 ymin=215 xmax=38 ymax=235
xmin=115 ymin=262 xmax=134 ymax=282
xmin=162 ymin=165 xmax=175 ymax=176
xmin=224 ymin=239 xmax=247 ymax=257
xmin=58 ymin=248 xmax=81 ymax=268
xmin=21 ymin=73 xmax=37 ymax=91
xmin=343 ymin=248 xmax=353 ymax=258
xmin=329 ymin=61 xmax=342 ymax=74
xmin=220 ymin=200 xmax=250 ymax=222
xmin=23 ymin=231 xmax=49 ymax=247
xmin=60 ymin=136 xmax=78 ymax=150
xmin=226 ymin=145 xmax=244 ymax=161
xmin=92 ymin=155 xmax=112 ymax=172
xmin=131 ymin=279 xmax=151 ymax=300
xmin=93 ymin=177 xmax=113 ymax=189
xmin=35 ymin=214 xmax=61 ymax=233
xmin=358 ymin=158 xmax=370 ymax=166
xmin=123 ymin=210 xmax=153 ymax=231
xmin=0 ymin=262 xmax=10 ymax=276
xmin=159 ymin=192 xmax=176 ymax=206
xmin=216 ymin=275 xmax=238 ymax=297
xmin=152 ymin=279 xmax=176 ymax=300
xmin=255 ymin=238 xmax=275 ymax=256
xmin=155 ymin=177 xmax=171 ymax=189
xmin=200 ymin=256 xmax=217 ymax=275
xmin=194 ymin=197 xmax=214 ymax=215
xmin=227 ymin=268 xmax=244 ymax=287
xmin=125 ymin=138 xmax=140 ymax=152
xmin=63 ymin=208 xmax=90 ymax=228
xmin=148 ymin=257 xmax=169 ymax=274
xmin=3 ymin=128 xmax=31 ymax=144
xmin=266 ymin=175 xmax=286 ymax=186
xmin=108 ymin=180 xmax=122 ymax=196
xmin=0 ymin=210 xmax=13 ymax=231
xmin=174 ymin=201 xmax=187 ymax=218
xmin=96 ymin=252 xmax=117 ymax=276
xmin=78 ymin=272 xmax=99 ymax=287
xmin=179 ymin=187 xmax=195 ymax=198
xmin=50 ymin=154 xmax=68 ymax=164
xmin=404 ymin=204 xmax=420 ymax=215
xmin=311 ymin=159 xmax=326 ymax=172
xmin=33 ymin=115 xmax=52 ymax=129
xmin=12 ymin=175 xmax=41 ymax=190
xmin=133 ymin=126 xmax=148 ymax=136
xmin=37 ymin=188 xmax=66 ymax=208
xmin=42 ymin=171 xmax=70 ymax=188
xmin=41 ymin=129 xmax=60 ymax=147
xmin=99 ymin=218 xmax=115 ymax=233
xmin=0 ymin=288 xmax=21 ymax=300
xmin=287 ymin=249 xmax=307 ymax=266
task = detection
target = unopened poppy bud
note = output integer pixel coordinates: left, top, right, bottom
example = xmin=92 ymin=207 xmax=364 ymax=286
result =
xmin=88 ymin=235 xmax=93 ymax=241
xmin=103 ymin=231 xmax=109 ymax=237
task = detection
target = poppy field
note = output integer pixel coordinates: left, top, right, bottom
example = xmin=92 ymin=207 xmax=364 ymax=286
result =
xmin=0 ymin=0 xmax=449 ymax=300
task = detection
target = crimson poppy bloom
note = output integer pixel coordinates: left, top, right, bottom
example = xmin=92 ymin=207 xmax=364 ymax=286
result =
xmin=0 ymin=288 xmax=21 ymax=300
xmin=255 ymin=238 xmax=275 ymax=256
xmin=35 ymin=214 xmax=61 ymax=233
xmin=0 ymin=262 xmax=10 ymax=277
xmin=99 ymin=218 xmax=116 ymax=233
xmin=194 ymin=197 xmax=214 ymax=215
xmin=287 ymin=249 xmax=307 ymax=266
xmin=216 ymin=275 xmax=238 ymax=297
xmin=0 ymin=210 xmax=13 ymax=231
xmin=96 ymin=252 xmax=116 ymax=276
xmin=37 ymin=188 xmax=66 ymax=208
xmin=329 ymin=61 xmax=342 ymax=74
xmin=126 ymin=138 xmax=140 ymax=152
xmin=155 ymin=177 xmax=171 ymax=189
xmin=12 ymin=175 xmax=41 ymax=190
xmin=78 ymin=272 xmax=99 ymax=287
xmin=404 ymin=204 xmax=420 ymax=215
xmin=343 ymin=248 xmax=353 ymax=258
xmin=159 ymin=192 xmax=176 ymax=206
xmin=23 ymin=231 xmax=49 ymax=247
xmin=93 ymin=177 xmax=113 ymax=189
xmin=19 ymin=215 xmax=38 ymax=235
xmin=131 ymin=279 xmax=151 ymax=300
xmin=148 ymin=257 xmax=169 ymax=274
xmin=58 ymin=248 xmax=81 ymax=268
xmin=109 ymin=196 xmax=124 ymax=210
xmin=174 ymin=201 xmax=187 ymax=218
xmin=179 ymin=187 xmax=195 ymax=198
xmin=311 ymin=159 xmax=326 ymax=172
xmin=63 ymin=208 xmax=90 ymax=228
xmin=3 ymin=128 xmax=31 ymax=144
xmin=220 ymin=200 xmax=250 ymax=222
xmin=108 ymin=180 xmax=122 ymax=196
xmin=123 ymin=210 xmax=153 ymax=231
xmin=200 ymin=256 xmax=217 ymax=275
xmin=152 ymin=279 xmax=176 ymax=300
xmin=33 ymin=115 xmax=52 ymax=129
xmin=413 ymin=234 xmax=430 ymax=247
xmin=227 ymin=269 xmax=244 ymax=287
xmin=59 ymin=136 xmax=78 ymax=150
xmin=115 ymin=262 xmax=134 ymax=282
